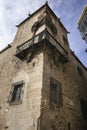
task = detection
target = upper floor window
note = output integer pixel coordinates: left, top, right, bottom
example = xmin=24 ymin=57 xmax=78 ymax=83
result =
xmin=50 ymin=77 xmax=62 ymax=106
xmin=8 ymin=81 xmax=24 ymax=105
xmin=62 ymin=35 xmax=68 ymax=45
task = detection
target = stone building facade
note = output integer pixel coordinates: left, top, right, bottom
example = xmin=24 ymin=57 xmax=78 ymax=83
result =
xmin=0 ymin=2 xmax=87 ymax=130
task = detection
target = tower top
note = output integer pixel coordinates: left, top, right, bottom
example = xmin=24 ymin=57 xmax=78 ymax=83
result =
xmin=16 ymin=2 xmax=68 ymax=33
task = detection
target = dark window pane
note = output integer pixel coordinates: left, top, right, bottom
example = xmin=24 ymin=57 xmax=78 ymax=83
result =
xmin=50 ymin=83 xmax=57 ymax=103
xmin=62 ymin=35 xmax=68 ymax=45
xmin=8 ymin=81 xmax=24 ymax=104
xmin=11 ymin=84 xmax=22 ymax=102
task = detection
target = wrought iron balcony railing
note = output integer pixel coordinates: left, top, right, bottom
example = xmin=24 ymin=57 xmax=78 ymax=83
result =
xmin=16 ymin=29 xmax=68 ymax=62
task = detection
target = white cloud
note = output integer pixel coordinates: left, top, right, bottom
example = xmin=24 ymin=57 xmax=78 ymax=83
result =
xmin=0 ymin=0 xmax=45 ymax=49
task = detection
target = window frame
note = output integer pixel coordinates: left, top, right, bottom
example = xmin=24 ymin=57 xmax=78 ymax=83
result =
xmin=50 ymin=77 xmax=62 ymax=106
xmin=8 ymin=80 xmax=25 ymax=105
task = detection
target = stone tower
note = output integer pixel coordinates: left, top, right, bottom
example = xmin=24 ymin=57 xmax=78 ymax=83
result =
xmin=0 ymin=2 xmax=87 ymax=130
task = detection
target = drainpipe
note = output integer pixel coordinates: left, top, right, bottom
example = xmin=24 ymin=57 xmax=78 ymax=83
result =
xmin=37 ymin=112 xmax=43 ymax=130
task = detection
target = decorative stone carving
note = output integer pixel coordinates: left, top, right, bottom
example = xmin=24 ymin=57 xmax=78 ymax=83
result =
xmin=31 ymin=11 xmax=57 ymax=35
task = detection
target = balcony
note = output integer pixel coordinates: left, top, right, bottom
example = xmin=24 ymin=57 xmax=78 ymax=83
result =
xmin=15 ymin=29 xmax=68 ymax=63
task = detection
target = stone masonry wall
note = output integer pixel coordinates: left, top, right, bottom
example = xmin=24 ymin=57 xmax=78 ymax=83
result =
xmin=0 ymin=46 xmax=43 ymax=130
xmin=40 ymin=45 xmax=87 ymax=130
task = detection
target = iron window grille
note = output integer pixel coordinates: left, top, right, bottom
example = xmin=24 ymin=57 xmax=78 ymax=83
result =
xmin=8 ymin=81 xmax=24 ymax=105
xmin=16 ymin=29 xmax=68 ymax=63
xmin=50 ymin=77 xmax=62 ymax=106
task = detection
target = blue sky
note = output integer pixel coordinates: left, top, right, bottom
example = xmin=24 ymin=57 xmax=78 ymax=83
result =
xmin=0 ymin=0 xmax=87 ymax=67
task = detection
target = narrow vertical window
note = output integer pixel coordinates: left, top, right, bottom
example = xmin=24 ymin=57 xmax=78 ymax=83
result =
xmin=50 ymin=77 xmax=62 ymax=106
xmin=50 ymin=83 xmax=57 ymax=103
xmin=62 ymin=35 xmax=68 ymax=45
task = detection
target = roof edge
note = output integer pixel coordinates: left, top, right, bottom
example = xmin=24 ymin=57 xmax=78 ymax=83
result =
xmin=16 ymin=2 xmax=47 ymax=27
xmin=0 ymin=44 xmax=12 ymax=54
xmin=16 ymin=2 xmax=69 ymax=33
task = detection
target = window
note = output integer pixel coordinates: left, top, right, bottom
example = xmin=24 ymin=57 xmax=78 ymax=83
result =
xmin=50 ymin=77 xmax=62 ymax=106
xmin=8 ymin=81 xmax=24 ymax=105
xmin=31 ymin=21 xmax=40 ymax=32
xmin=46 ymin=13 xmax=57 ymax=36
xmin=62 ymin=35 xmax=68 ymax=45
xmin=50 ymin=83 xmax=57 ymax=103
xmin=38 ymin=33 xmax=44 ymax=41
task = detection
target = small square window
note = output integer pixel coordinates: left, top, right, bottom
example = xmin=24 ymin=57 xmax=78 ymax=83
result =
xmin=8 ymin=81 xmax=24 ymax=105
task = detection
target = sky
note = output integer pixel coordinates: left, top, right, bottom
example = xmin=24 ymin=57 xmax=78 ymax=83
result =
xmin=0 ymin=0 xmax=87 ymax=67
